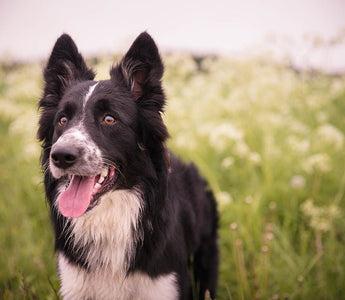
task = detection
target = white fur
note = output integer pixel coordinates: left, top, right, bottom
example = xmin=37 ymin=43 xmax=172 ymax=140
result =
xmin=84 ymin=82 xmax=98 ymax=108
xmin=58 ymin=253 xmax=178 ymax=300
xmin=70 ymin=189 xmax=143 ymax=273
xmin=57 ymin=189 xmax=178 ymax=299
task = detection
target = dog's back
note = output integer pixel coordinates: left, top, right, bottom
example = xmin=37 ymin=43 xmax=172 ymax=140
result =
xmin=168 ymin=156 xmax=219 ymax=298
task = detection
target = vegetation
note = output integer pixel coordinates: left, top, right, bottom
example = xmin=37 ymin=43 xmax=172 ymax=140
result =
xmin=1 ymin=53 xmax=345 ymax=299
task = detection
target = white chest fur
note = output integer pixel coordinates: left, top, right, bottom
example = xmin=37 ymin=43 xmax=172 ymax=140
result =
xmin=58 ymin=253 xmax=178 ymax=300
xmin=69 ymin=189 xmax=143 ymax=273
xmin=57 ymin=189 xmax=178 ymax=299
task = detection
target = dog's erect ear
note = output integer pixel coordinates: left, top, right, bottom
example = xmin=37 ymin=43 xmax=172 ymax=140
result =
xmin=111 ymin=32 xmax=164 ymax=108
xmin=38 ymin=34 xmax=94 ymax=146
xmin=42 ymin=34 xmax=95 ymax=99
xmin=111 ymin=32 xmax=168 ymax=155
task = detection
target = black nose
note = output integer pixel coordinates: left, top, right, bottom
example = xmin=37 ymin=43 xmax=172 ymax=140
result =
xmin=51 ymin=146 xmax=78 ymax=169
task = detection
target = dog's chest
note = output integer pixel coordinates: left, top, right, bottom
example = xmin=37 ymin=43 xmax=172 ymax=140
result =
xmin=57 ymin=189 xmax=178 ymax=299
xmin=58 ymin=252 xmax=178 ymax=300
xmin=64 ymin=189 xmax=142 ymax=270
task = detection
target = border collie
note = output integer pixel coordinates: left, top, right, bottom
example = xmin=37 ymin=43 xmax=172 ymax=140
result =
xmin=38 ymin=32 xmax=218 ymax=300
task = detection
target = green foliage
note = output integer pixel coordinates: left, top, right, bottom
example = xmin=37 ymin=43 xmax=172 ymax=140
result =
xmin=0 ymin=63 xmax=59 ymax=299
xmin=1 ymin=54 xmax=345 ymax=299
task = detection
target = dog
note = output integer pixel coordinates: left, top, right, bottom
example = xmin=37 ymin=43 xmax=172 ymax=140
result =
xmin=38 ymin=32 xmax=218 ymax=300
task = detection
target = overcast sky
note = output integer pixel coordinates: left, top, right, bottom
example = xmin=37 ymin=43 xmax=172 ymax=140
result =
xmin=1 ymin=0 xmax=345 ymax=72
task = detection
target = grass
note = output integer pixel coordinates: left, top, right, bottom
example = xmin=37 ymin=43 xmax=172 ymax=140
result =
xmin=1 ymin=53 xmax=345 ymax=299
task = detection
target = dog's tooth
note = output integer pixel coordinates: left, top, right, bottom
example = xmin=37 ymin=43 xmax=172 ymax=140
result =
xmin=94 ymin=182 xmax=101 ymax=189
xmin=98 ymin=176 xmax=105 ymax=184
xmin=101 ymin=168 xmax=108 ymax=178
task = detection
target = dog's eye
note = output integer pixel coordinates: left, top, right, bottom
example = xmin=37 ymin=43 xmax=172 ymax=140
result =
xmin=59 ymin=116 xmax=68 ymax=126
xmin=103 ymin=115 xmax=116 ymax=126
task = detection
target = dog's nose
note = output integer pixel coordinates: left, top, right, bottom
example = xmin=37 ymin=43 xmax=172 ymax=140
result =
xmin=51 ymin=146 xmax=78 ymax=169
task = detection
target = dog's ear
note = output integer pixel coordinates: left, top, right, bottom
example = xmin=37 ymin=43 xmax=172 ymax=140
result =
xmin=111 ymin=32 xmax=165 ymax=110
xmin=38 ymin=34 xmax=94 ymax=146
xmin=42 ymin=34 xmax=95 ymax=100
xmin=111 ymin=32 xmax=168 ymax=156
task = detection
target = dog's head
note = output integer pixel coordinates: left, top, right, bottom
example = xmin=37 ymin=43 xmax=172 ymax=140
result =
xmin=38 ymin=33 xmax=168 ymax=218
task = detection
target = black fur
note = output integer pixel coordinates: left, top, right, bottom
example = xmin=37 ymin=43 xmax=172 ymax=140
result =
xmin=38 ymin=32 xmax=218 ymax=299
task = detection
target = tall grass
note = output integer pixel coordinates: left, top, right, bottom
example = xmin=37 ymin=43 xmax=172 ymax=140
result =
xmin=1 ymin=54 xmax=345 ymax=299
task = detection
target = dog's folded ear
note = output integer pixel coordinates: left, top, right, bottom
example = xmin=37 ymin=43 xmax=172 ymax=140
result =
xmin=112 ymin=32 xmax=164 ymax=110
xmin=42 ymin=34 xmax=95 ymax=100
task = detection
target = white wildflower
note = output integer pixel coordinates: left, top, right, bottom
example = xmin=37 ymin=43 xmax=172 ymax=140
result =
xmin=244 ymin=196 xmax=253 ymax=204
xmin=264 ymin=232 xmax=274 ymax=242
xmin=290 ymin=175 xmax=306 ymax=189
xmin=286 ymin=136 xmax=310 ymax=155
xmin=248 ymin=152 xmax=261 ymax=164
xmin=197 ymin=123 xmax=214 ymax=136
xmin=234 ymin=140 xmax=250 ymax=158
xmin=316 ymin=124 xmax=344 ymax=151
xmin=217 ymin=123 xmax=243 ymax=140
xmin=303 ymin=153 xmax=332 ymax=174
xmin=209 ymin=122 xmax=244 ymax=152
xmin=174 ymin=135 xmax=196 ymax=150
xmin=216 ymin=191 xmax=233 ymax=205
xmin=331 ymin=78 xmax=345 ymax=94
xmin=230 ymin=222 xmax=238 ymax=231
xmin=290 ymin=121 xmax=309 ymax=135
xmin=301 ymin=198 xmax=341 ymax=232
xmin=221 ymin=157 xmax=234 ymax=169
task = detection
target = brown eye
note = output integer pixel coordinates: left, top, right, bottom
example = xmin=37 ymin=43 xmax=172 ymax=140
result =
xmin=59 ymin=116 xmax=68 ymax=126
xmin=103 ymin=115 xmax=116 ymax=125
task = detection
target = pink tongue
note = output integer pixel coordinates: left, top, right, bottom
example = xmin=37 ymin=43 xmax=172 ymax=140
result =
xmin=58 ymin=175 xmax=96 ymax=218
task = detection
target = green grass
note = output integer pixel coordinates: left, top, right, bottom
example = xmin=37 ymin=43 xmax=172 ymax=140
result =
xmin=1 ymin=54 xmax=345 ymax=299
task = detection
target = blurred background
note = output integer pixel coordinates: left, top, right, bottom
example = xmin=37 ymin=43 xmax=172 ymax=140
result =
xmin=1 ymin=0 xmax=345 ymax=299
xmin=1 ymin=0 xmax=345 ymax=72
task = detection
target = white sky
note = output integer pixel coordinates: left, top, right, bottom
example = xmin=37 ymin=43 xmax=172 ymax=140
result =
xmin=1 ymin=0 xmax=345 ymax=72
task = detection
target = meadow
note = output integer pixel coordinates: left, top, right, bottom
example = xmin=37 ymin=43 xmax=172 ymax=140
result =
xmin=1 ymin=52 xmax=345 ymax=299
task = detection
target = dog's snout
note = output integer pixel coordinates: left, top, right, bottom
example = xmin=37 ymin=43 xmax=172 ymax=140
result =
xmin=51 ymin=146 xmax=79 ymax=169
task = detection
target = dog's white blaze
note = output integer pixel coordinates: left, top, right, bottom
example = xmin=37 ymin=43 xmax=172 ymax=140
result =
xmin=58 ymin=253 xmax=178 ymax=300
xmin=83 ymin=82 xmax=98 ymax=108
xmin=71 ymin=189 xmax=143 ymax=272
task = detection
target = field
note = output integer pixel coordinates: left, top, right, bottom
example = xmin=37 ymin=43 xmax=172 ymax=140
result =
xmin=1 ymin=53 xmax=345 ymax=299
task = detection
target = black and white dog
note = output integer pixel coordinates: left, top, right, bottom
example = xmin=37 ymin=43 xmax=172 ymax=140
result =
xmin=38 ymin=32 xmax=218 ymax=300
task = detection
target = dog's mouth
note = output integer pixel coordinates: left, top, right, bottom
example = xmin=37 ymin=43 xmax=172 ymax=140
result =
xmin=58 ymin=166 xmax=116 ymax=218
